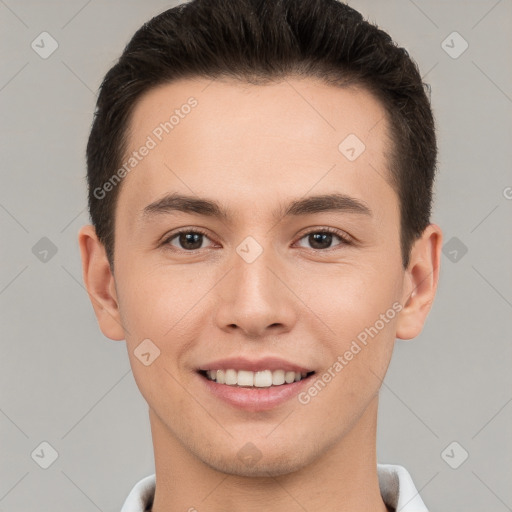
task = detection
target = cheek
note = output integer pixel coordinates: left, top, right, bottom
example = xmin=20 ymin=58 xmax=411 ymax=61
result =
xmin=299 ymin=260 xmax=400 ymax=332
xmin=116 ymin=262 xmax=211 ymax=384
xmin=116 ymin=261 xmax=188 ymax=337
xmin=298 ymin=260 xmax=400 ymax=389
xmin=116 ymin=265 xmax=198 ymax=408
xmin=297 ymin=271 xmax=398 ymax=426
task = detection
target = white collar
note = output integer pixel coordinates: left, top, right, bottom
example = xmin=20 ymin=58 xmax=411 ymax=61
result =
xmin=121 ymin=463 xmax=429 ymax=512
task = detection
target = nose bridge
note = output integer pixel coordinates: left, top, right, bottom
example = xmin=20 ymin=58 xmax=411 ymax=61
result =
xmin=231 ymin=234 xmax=281 ymax=305
xmin=214 ymin=233 xmax=295 ymax=335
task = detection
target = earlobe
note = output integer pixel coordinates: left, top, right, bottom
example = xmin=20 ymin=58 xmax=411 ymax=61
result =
xmin=78 ymin=224 xmax=126 ymax=341
xmin=396 ymin=223 xmax=443 ymax=340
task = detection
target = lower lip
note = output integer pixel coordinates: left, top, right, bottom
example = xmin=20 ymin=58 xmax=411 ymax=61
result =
xmin=198 ymin=372 xmax=315 ymax=412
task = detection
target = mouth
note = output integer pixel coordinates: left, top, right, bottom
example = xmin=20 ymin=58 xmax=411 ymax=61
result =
xmin=195 ymin=356 xmax=317 ymax=411
xmin=197 ymin=368 xmax=316 ymax=388
xmin=196 ymin=368 xmax=316 ymax=411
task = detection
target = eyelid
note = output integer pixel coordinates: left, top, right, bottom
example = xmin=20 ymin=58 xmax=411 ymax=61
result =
xmin=161 ymin=225 xmax=354 ymax=252
xmin=293 ymin=226 xmax=354 ymax=248
xmin=161 ymin=227 xmax=216 ymax=249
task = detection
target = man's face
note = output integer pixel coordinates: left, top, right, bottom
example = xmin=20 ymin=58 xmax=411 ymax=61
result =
xmin=111 ymin=77 xmax=407 ymax=476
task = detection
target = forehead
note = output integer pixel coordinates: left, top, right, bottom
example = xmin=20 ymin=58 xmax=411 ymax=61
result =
xmin=118 ymin=76 xmax=395 ymax=227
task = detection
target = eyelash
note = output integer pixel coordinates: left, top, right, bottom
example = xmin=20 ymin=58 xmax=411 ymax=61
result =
xmin=161 ymin=226 xmax=353 ymax=252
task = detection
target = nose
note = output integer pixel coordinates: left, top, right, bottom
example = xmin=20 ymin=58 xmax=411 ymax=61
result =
xmin=214 ymin=243 xmax=298 ymax=339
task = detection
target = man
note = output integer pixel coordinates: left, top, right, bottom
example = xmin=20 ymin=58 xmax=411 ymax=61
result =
xmin=78 ymin=0 xmax=442 ymax=510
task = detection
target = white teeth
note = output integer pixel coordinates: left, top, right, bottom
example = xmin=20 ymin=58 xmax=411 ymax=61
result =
xmin=203 ymin=369 xmax=311 ymax=387
xmin=254 ymin=370 xmax=272 ymax=387
xmin=284 ymin=371 xmax=295 ymax=384
xmin=225 ymin=369 xmax=237 ymax=385
xmin=237 ymin=370 xmax=254 ymax=387
xmin=272 ymin=369 xmax=285 ymax=385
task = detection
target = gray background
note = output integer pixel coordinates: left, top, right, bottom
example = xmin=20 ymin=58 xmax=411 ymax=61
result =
xmin=1 ymin=0 xmax=511 ymax=510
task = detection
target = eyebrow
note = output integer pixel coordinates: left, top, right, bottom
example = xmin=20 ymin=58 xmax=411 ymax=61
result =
xmin=140 ymin=192 xmax=372 ymax=223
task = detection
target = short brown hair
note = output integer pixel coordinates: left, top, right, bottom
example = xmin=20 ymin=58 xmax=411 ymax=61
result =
xmin=86 ymin=0 xmax=437 ymax=270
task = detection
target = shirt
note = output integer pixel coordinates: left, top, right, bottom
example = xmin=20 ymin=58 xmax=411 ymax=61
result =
xmin=120 ymin=463 xmax=429 ymax=512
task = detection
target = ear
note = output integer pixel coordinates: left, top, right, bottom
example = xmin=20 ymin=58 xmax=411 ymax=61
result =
xmin=78 ymin=224 xmax=125 ymax=341
xmin=396 ymin=223 xmax=443 ymax=340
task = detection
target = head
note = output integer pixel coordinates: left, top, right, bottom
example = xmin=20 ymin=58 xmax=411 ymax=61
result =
xmin=87 ymin=0 xmax=437 ymax=272
xmin=79 ymin=0 xmax=442 ymax=478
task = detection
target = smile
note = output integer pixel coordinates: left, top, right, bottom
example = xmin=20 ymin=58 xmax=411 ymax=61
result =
xmin=200 ymin=369 xmax=315 ymax=387
xmin=197 ymin=369 xmax=317 ymax=411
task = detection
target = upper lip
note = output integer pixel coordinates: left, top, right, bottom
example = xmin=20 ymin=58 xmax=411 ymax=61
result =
xmin=198 ymin=356 xmax=314 ymax=373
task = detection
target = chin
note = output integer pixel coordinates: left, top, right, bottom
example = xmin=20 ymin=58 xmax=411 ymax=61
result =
xmin=211 ymin=457 xmax=306 ymax=478
xmin=199 ymin=442 xmax=312 ymax=478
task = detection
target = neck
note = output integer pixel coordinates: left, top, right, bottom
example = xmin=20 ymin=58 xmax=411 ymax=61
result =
xmin=149 ymin=395 xmax=389 ymax=512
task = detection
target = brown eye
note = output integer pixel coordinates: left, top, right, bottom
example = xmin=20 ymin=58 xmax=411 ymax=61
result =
xmin=163 ymin=229 xmax=214 ymax=251
xmin=296 ymin=228 xmax=352 ymax=250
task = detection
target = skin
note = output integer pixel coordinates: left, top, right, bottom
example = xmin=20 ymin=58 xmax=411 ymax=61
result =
xmin=79 ymin=76 xmax=442 ymax=512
